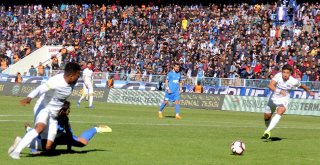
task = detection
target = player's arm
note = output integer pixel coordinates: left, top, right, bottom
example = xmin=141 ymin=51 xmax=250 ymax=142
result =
xmin=268 ymin=79 xmax=286 ymax=96
xmin=82 ymin=74 xmax=88 ymax=88
xmin=179 ymin=80 xmax=183 ymax=93
xmin=165 ymin=79 xmax=170 ymax=93
xmin=299 ymin=84 xmax=315 ymax=96
xmin=20 ymin=83 xmax=51 ymax=106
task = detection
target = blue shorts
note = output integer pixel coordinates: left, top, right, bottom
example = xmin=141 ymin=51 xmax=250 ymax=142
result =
xmin=164 ymin=91 xmax=180 ymax=102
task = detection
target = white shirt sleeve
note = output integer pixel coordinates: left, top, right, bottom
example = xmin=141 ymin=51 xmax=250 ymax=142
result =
xmin=272 ymin=73 xmax=282 ymax=83
xmin=27 ymin=83 xmax=51 ymax=98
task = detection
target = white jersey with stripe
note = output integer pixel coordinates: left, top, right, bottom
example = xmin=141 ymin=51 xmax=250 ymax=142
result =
xmin=82 ymin=68 xmax=93 ymax=83
xmin=270 ymin=72 xmax=301 ymax=101
xmin=29 ymin=73 xmax=74 ymax=117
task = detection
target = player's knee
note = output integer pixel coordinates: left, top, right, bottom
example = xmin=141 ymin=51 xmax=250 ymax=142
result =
xmin=78 ymin=138 xmax=88 ymax=146
xmin=35 ymin=123 xmax=46 ymax=133
xmin=163 ymin=100 xmax=168 ymax=105
xmin=264 ymin=113 xmax=272 ymax=120
xmin=277 ymin=107 xmax=286 ymax=115
xmin=175 ymin=100 xmax=180 ymax=104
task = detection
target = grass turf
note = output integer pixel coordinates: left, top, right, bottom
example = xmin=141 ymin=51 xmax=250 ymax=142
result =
xmin=1 ymin=95 xmax=320 ymax=165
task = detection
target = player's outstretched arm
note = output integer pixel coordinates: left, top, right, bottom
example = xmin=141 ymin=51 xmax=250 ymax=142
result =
xmin=300 ymin=84 xmax=315 ymax=96
xmin=20 ymin=83 xmax=51 ymax=106
xmin=20 ymin=97 xmax=32 ymax=106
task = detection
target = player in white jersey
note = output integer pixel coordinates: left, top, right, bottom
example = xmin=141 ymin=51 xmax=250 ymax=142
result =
xmin=8 ymin=62 xmax=81 ymax=159
xmin=77 ymin=61 xmax=94 ymax=108
xmin=261 ymin=64 xmax=314 ymax=139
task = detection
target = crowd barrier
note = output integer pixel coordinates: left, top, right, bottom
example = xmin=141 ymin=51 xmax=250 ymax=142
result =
xmin=2 ymin=72 xmax=320 ymax=90
xmin=0 ymin=82 xmax=319 ymax=116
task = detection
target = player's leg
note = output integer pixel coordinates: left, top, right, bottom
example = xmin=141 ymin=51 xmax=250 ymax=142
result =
xmin=24 ymin=123 xmax=43 ymax=154
xmin=45 ymin=116 xmax=58 ymax=150
xmin=262 ymin=99 xmax=288 ymax=139
xmin=261 ymin=101 xmax=274 ymax=139
xmin=88 ymin=84 xmax=94 ymax=108
xmin=56 ymin=126 xmax=112 ymax=148
xmin=9 ymin=110 xmax=49 ymax=159
xmin=264 ymin=106 xmax=286 ymax=134
xmin=78 ymin=84 xmax=88 ymax=107
xmin=174 ymin=92 xmax=182 ymax=119
xmin=159 ymin=94 xmax=170 ymax=119
xmin=159 ymin=91 xmax=170 ymax=118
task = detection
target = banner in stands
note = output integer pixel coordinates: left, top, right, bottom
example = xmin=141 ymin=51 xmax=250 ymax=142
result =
xmin=0 ymin=82 xmax=109 ymax=102
xmin=114 ymin=80 xmax=159 ymax=91
xmin=0 ymin=74 xmax=107 ymax=88
xmin=69 ymin=86 xmax=109 ymax=102
xmin=180 ymin=93 xmax=224 ymax=110
xmin=107 ymin=88 xmax=164 ymax=106
xmin=222 ymin=95 xmax=268 ymax=113
xmin=183 ymin=85 xmax=320 ymax=99
xmin=222 ymin=95 xmax=320 ymax=116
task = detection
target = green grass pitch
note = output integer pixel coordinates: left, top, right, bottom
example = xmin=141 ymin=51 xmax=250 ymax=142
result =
xmin=1 ymin=95 xmax=320 ymax=165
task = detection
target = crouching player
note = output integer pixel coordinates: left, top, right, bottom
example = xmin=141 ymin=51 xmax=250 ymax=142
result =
xmin=8 ymin=101 xmax=112 ymax=154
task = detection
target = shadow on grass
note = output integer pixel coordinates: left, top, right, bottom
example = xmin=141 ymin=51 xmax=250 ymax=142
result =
xmin=263 ymin=137 xmax=285 ymax=142
xmin=25 ymin=149 xmax=109 ymax=157
xmin=165 ymin=115 xmax=176 ymax=118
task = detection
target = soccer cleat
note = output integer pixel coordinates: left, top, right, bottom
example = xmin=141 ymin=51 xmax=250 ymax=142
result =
xmin=89 ymin=105 xmax=94 ymax=109
xmin=261 ymin=132 xmax=271 ymax=139
xmin=95 ymin=125 xmax=112 ymax=133
xmin=175 ymin=115 xmax=182 ymax=120
xmin=158 ymin=112 xmax=163 ymax=119
xmin=24 ymin=123 xmax=32 ymax=132
xmin=77 ymin=101 xmax=80 ymax=108
xmin=8 ymin=136 xmax=21 ymax=154
xmin=9 ymin=151 xmax=20 ymax=159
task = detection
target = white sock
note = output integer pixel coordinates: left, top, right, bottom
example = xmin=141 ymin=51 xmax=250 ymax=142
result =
xmin=89 ymin=96 xmax=93 ymax=106
xmin=13 ymin=129 xmax=39 ymax=153
xmin=78 ymin=95 xmax=86 ymax=103
xmin=265 ymin=114 xmax=282 ymax=133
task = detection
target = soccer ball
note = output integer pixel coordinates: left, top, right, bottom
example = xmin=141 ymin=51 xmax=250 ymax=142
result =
xmin=231 ymin=140 xmax=245 ymax=155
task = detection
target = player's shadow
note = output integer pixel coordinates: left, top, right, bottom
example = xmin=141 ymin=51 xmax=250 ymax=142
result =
xmin=263 ymin=137 xmax=286 ymax=142
xmin=164 ymin=115 xmax=176 ymax=118
xmin=26 ymin=149 xmax=109 ymax=157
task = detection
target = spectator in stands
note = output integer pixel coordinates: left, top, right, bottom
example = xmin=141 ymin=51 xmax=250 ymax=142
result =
xmin=29 ymin=65 xmax=37 ymax=76
xmin=193 ymin=81 xmax=204 ymax=93
xmin=0 ymin=2 xmax=318 ymax=84
xmin=107 ymin=76 xmax=114 ymax=88
xmin=15 ymin=72 xmax=23 ymax=83
xmin=37 ymin=62 xmax=44 ymax=76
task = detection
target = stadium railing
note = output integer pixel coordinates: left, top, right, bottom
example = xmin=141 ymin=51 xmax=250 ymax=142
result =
xmin=47 ymin=70 xmax=320 ymax=90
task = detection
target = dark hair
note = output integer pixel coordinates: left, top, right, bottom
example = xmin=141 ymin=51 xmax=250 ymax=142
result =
xmin=61 ymin=101 xmax=70 ymax=112
xmin=282 ymin=64 xmax=293 ymax=73
xmin=64 ymin=62 xmax=81 ymax=76
xmin=87 ymin=61 xmax=92 ymax=65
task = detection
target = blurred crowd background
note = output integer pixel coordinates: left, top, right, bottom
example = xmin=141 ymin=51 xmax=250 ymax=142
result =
xmin=0 ymin=1 xmax=319 ymax=82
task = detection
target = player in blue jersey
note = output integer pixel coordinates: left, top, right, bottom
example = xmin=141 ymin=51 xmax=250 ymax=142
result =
xmin=8 ymin=101 xmax=112 ymax=155
xmin=158 ymin=63 xmax=182 ymax=119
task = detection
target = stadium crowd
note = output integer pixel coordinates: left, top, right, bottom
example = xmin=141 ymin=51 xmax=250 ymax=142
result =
xmin=0 ymin=2 xmax=319 ymax=81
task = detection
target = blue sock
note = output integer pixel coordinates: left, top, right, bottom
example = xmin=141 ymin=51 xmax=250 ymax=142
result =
xmin=80 ymin=128 xmax=97 ymax=142
xmin=175 ymin=104 xmax=180 ymax=115
xmin=159 ymin=102 xmax=166 ymax=112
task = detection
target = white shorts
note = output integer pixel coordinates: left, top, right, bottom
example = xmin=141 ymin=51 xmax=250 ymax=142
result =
xmin=83 ymin=82 xmax=94 ymax=94
xmin=34 ymin=108 xmax=58 ymax=142
xmin=264 ymin=97 xmax=289 ymax=114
